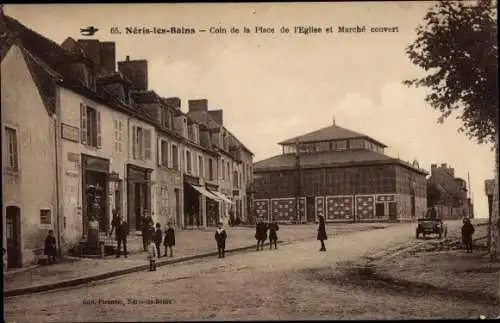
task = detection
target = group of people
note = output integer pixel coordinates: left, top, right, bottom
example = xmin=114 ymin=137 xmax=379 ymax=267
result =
xmin=109 ymin=211 xmax=176 ymax=271
xmin=254 ymin=218 xmax=280 ymax=250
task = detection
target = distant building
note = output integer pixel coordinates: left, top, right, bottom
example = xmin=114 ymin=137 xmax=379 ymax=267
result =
xmin=253 ymin=121 xmax=428 ymax=223
xmin=427 ymin=163 xmax=474 ymax=219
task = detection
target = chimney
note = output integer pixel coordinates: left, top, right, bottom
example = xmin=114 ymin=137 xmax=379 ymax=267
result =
xmin=76 ymin=39 xmax=101 ymax=68
xmin=188 ymin=99 xmax=208 ymax=112
xmin=165 ymin=97 xmax=181 ymax=109
xmin=208 ymin=110 xmax=223 ymax=126
xmin=99 ymin=41 xmax=116 ymax=73
xmin=441 ymin=163 xmax=447 ymax=168
xmin=117 ymin=57 xmax=148 ymax=91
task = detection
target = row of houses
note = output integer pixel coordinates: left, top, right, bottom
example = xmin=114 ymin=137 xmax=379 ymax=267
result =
xmin=1 ymin=12 xmax=254 ymax=268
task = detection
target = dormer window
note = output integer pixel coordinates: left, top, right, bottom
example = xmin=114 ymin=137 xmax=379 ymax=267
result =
xmin=336 ymin=140 xmax=347 ymax=150
xmin=81 ymin=66 xmax=96 ymax=91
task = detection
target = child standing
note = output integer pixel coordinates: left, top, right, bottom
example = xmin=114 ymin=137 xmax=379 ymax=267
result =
xmin=153 ymin=223 xmax=163 ymax=258
xmin=268 ymin=220 xmax=279 ymax=249
xmin=147 ymin=240 xmax=158 ymax=271
xmin=164 ymin=222 xmax=176 ymax=257
xmin=215 ymin=222 xmax=227 ymax=258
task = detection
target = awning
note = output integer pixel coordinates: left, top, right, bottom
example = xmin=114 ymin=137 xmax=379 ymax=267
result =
xmin=210 ymin=190 xmax=234 ymax=204
xmin=190 ymin=185 xmax=220 ymax=202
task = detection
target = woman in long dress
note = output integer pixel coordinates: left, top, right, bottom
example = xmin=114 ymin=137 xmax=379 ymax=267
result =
xmin=317 ymin=215 xmax=327 ymax=251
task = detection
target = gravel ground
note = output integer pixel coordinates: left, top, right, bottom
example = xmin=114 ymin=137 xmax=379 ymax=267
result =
xmin=6 ymin=220 xmax=495 ymax=321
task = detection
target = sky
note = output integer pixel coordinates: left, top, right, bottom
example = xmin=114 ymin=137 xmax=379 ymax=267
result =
xmin=4 ymin=2 xmax=496 ymax=218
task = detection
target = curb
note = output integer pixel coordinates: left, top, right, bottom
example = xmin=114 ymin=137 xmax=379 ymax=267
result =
xmin=4 ymin=241 xmax=284 ymax=298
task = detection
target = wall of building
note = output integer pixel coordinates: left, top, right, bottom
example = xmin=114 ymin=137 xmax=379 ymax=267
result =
xmin=58 ymin=86 xmax=130 ymax=249
xmin=1 ymin=45 xmax=57 ymax=265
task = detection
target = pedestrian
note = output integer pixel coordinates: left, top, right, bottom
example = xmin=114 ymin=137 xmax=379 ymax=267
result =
xmin=268 ymin=220 xmax=279 ymax=249
xmin=141 ymin=213 xmax=153 ymax=251
xmin=154 ymin=222 xmax=162 ymax=258
xmin=255 ymin=218 xmax=268 ymax=251
xmin=317 ymin=215 xmax=327 ymax=252
xmin=147 ymin=240 xmax=158 ymax=271
xmin=164 ymin=222 xmax=176 ymax=258
xmin=116 ymin=218 xmax=129 ymax=258
xmin=215 ymin=222 xmax=227 ymax=258
xmin=109 ymin=209 xmax=120 ymax=238
xmin=461 ymin=218 xmax=475 ymax=253
xmin=44 ymin=229 xmax=57 ymax=264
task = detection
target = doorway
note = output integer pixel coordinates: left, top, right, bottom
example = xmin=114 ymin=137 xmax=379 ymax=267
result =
xmin=134 ymin=182 xmax=149 ymax=230
xmin=375 ymin=203 xmax=385 ymax=218
xmin=389 ymin=202 xmax=397 ymax=221
xmin=306 ymin=197 xmax=315 ymax=222
xmin=6 ymin=206 xmax=21 ymax=268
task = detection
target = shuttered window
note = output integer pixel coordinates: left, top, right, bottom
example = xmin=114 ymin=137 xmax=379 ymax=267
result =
xmin=80 ymin=103 xmax=101 ymax=148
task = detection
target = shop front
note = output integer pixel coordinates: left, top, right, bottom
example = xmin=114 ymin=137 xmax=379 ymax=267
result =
xmin=126 ymin=164 xmax=153 ymax=231
xmin=81 ymin=154 xmax=110 ymax=234
xmin=205 ymin=183 xmax=220 ymax=227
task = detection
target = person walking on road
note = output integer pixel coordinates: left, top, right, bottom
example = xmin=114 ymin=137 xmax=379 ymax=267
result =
xmin=461 ymin=218 xmax=475 ymax=253
xmin=116 ymin=218 xmax=129 ymax=258
xmin=153 ymin=223 xmax=163 ymax=258
xmin=317 ymin=215 xmax=327 ymax=252
xmin=44 ymin=229 xmax=57 ymax=264
xmin=255 ymin=218 xmax=268 ymax=251
xmin=164 ymin=222 xmax=176 ymax=258
xmin=268 ymin=220 xmax=279 ymax=249
xmin=215 ymin=222 xmax=227 ymax=258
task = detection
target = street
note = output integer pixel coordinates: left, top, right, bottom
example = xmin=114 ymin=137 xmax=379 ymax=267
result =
xmin=4 ymin=220 xmax=492 ymax=321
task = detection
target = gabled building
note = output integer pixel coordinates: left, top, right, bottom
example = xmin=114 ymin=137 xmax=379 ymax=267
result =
xmin=427 ymin=163 xmax=473 ymax=219
xmin=253 ymin=120 xmax=428 ymax=223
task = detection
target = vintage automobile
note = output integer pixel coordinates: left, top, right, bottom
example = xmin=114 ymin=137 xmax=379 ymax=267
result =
xmin=416 ymin=208 xmax=447 ymax=239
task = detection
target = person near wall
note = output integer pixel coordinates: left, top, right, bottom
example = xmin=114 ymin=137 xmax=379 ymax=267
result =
xmin=153 ymin=223 xmax=163 ymax=258
xmin=109 ymin=209 xmax=121 ymax=239
xmin=255 ymin=218 xmax=268 ymax=251
xmin=461 ymin=218 xmax=475 ymax=253
xmin=44 ymin=229 xmax=57 ymax=264
xmin=317 ymin=215 xmax=328 ymax=252
xmin=141 ymin=213 xmax=154 ymax=252
xmin=164 ymin=222 xmax=176 ymax=258
xmin=116 ymin=218 xmax=129 ymax=258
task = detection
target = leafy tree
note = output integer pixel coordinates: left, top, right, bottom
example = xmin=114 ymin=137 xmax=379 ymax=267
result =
xmin=404 ymin=0 xmax=498 ymax=145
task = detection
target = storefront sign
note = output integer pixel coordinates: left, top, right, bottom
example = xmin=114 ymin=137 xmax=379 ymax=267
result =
xmin=82 ymin=154 xmax=110 ymax=173
xmin=61 ymin=123 xmax=79 ymax=142
xmin=127 ymin=164 xmax=152 ymax=181
xmin=376 ymin=195 xmax=395 ymax=202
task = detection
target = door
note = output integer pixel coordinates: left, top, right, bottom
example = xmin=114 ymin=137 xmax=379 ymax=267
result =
xmin=135 ymin=182 xmax=142 ymax=230
xmin=306 ymin=197 xmax=315 ymax=222
xmin=6 ymin=206 xmax=21 ymax=268
xmin=174 ymin=189 xmax=181 ymax=227
xmin=389 ymin=202 xmax=397 ymax=221
xmin=375 ymin=203 xmax=385 ymax=218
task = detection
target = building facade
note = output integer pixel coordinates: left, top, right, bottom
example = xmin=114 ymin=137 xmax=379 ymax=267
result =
xmin=427 ymin=163 xmax=474 ymax=219
xmin=1 ymin=13 xmax=254 ymax=266
xmin=253 ymin=121 xmax=428 ymax=223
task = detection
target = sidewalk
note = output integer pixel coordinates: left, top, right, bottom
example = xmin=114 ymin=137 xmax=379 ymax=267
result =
xmin=3 ymin=222 xmax=392 ymax=297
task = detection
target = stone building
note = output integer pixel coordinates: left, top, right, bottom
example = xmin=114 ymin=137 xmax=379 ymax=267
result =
xmin=1 ymin=13 xmax=254 ymax=267
xmin=427 ymin=163 xmax=474 ymax=219
xmin=253 ymin=121 xmax=428 ymax=223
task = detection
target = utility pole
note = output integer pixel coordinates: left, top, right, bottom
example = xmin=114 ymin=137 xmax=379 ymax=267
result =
xmin=491 ymin=132 xmax=500 ymax=263
xmin=295 ymin=139 xmax=301 ymax=224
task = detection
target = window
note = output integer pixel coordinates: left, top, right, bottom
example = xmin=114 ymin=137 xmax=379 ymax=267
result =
xmin=336 ymin=140 xmax=347 ymax=150
xmin=221 ymin=159 xmax=225 ymax=180
xmin=172 ymin=145 xmax=179 ymax=170
xmin=80 ymin=104 xmax=101 ymax=148
xmin=233 ymin=171 xmax=239 ymax=188
xmin=158 ymin=138 xmax=169 ymax=167
xmin=193 ymin=152 xmax=198 ymax=176
xmin=208 ymin=158 xmax=214 ymax=181
xmin=40 ymin=209 xmax=51 ymax=225
xmin=227 ymin=161 xmax=230 ymax=180
xmin=199 ymin=155 xmax=204 ymax=178
xmin=113 ymin=119 xmax=123 ymax=153
xmin=329 ymin=141 xmax=335 ymax=151
xmin=349 ymin=139 xmax=364 ymax=149
xmin=161 ymin=109 xmax=173 ymax=130
xmin=132 ymin=126 xmax=152 ymax=160
xmin=5 ymin=127 xmax=19 ymax=170
xmin=186 ymin=150 xmax=192 ymax=174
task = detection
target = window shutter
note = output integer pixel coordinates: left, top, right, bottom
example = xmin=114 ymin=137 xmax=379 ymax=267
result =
xmin=96 ymin=110 xmax=102 ymax=148
xmin=144 ymin=129 xmax=151 ymax=160
xmin=168 ymin=143 xmax=173 ymax=168
xmin=80 ymin=103 xmax=87 ymax=144
xmin=132 ymin=126 xmax=137 ymax=159
xmin=157 ymin=137 xmax=163 ymax=166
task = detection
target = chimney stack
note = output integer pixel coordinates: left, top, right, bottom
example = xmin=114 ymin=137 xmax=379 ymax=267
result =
xmin=165 ymin=97 xmax=181 ymax=109
xmin=188 ymin=99 xmax=208 ymax=112
xmin=208 ymin=110 xmax=223 ymax=126
xmin=99 ymin=41 xmax=116 ymax=73
xmin=118 ymin=57 xmax=148 ymax=91
xmin=441 ymin=163 xmax=447 ymax=168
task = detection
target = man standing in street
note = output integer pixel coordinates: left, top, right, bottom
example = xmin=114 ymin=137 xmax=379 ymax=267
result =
xmin=116 ymin=217 xmax=129 ymax=258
